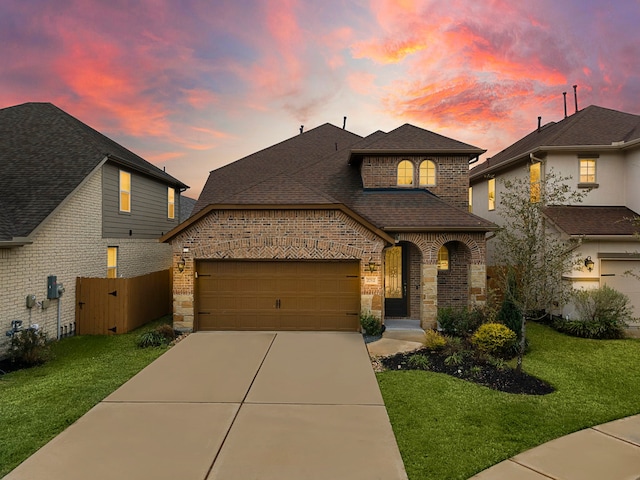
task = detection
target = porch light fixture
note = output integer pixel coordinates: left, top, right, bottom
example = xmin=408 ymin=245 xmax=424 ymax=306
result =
xmin=584 ymin=256 xmax=594 ymax=272
xmin=368 ymin=258 xmax=378 ymax=273
xmin=177 ymin=257 xmax=186 ymax=273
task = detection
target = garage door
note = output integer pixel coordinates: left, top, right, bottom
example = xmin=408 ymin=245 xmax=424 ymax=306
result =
xmin=195 ymin=261 xmax=361 ymax=331
xmin=601 ymin=260 xmax=640 ymax=318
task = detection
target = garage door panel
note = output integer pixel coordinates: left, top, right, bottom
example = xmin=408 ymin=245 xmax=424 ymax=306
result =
xmin=195 ymin=261 xmax=360 ymax=331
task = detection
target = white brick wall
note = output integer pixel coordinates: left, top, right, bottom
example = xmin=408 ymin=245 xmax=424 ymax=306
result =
xmin=0 ymin=167 xmax=171 ymax=353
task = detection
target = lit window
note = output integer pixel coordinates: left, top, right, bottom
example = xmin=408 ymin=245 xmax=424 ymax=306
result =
xmin=397 ymin=160 xmax=414 ymax=186
xmin=107 ymin=247 xmax=118 ymax=278
xmin=119 ymin=170 xmax=131 ymax=212
xmin=168 ymin=187 xmax=175 ymax=219
xmin=437 ymin=246 xmax=449 ymax=270
xmin=530 ymin=162 xmax=541 ymax=203
xmin=468 ymin=186 xmax=473 ymax=212
xmin=419 ymin=160 xmax=436 ymax=186
xmin=488 ymin=178 xmax=495 ymax=211
xmin=580 ymin=159 xmax=596 ymax=183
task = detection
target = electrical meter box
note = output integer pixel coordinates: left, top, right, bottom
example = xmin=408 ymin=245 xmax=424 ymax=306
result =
xmin=47 ymin=275 xmax=60 ymax=299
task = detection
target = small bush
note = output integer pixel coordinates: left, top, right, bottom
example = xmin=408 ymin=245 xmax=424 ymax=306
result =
xmin=360 ymin=312 xmax=383 ymax=336
xmin=407 ymin=354 xmax=431 ymax=370
xmin=155 ymin=324 xmax=176 ymax=342
xmin=471 ymin=323 xmax=517 ymax=358
xmin=136 ymin=331 xmax=168 ymax=348
xmin=554 ymin=286 xmax=631 ymax=339
xmin=423 ymin=329 xmax=447 ymax=351
xmin=438 ymin=306 xmax=486 ymax=337
xmin=9 ymin=328 xmax=51 ymax=367
xmin=442 ymin=335 xmax=465 ymax=356
xmin=444 ymin=351 xmax=466 ymax=366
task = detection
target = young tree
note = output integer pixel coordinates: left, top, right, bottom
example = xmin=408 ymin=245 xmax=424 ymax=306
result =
xmin=492 ymin=166 xmax=588 ymax=372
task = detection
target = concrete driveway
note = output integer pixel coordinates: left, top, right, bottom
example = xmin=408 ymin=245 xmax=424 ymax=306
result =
xmin=6 ymin=332 xmax=408 ymax=480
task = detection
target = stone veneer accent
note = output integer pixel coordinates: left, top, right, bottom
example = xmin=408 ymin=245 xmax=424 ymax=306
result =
xmin=360 ymin=155 xmax=471 ymax=210
xmin=0 ymin=168 xmax=172 ymax=353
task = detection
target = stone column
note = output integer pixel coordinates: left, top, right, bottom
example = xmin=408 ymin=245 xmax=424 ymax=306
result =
xmin=421 ymin=263 xmax=438 ymax=329
xmin=469 ymin=264 xmax=487 ymax=306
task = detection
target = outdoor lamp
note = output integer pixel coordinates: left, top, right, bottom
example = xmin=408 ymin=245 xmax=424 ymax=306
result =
xmin=584 ymin=256 xmax=594 ymax=272
xmin=368 ymin=258 xmax=378 ymax=273
xmin=177 ymin=257 xmax=186 ymax=273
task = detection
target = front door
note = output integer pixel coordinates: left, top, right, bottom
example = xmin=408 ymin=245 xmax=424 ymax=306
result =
xmin=384 ymin=245 xmax=408 ymax=317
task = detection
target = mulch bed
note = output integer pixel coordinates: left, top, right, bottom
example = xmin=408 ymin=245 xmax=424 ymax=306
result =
xmin=380 ymin=348 xmax=555 ymax=395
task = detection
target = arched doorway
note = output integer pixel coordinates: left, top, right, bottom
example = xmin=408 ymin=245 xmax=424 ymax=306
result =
xmin=384 ymin=241 xmax=423 ymax=318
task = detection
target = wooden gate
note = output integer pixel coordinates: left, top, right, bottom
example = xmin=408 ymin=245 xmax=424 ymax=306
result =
xmin=76 ymin=270 xmax=171 ymax=335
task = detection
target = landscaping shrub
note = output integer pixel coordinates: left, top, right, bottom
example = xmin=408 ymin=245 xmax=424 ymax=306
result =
xmin=471 ymin=323 xmax=517 ymax=358
xmin=155 ymin=324 xmax=176 ymax=342
xmin=407 ymin=353 xmax=431 ymax=370
xmin=423 ymin=329 xmax=447 ymax=351
xmin=360 ymin=312 xmax=383 ymax=336
xmin=8 ymin=328 xmax=51 ymax=367
xmin=437 ymin=306 xmax=487 ymax=337
xmin=554 ymin=286 xmax=631 ymax=339
xmin=495 ymin=294 xmax=522 ymax=340
xmin=136 ymin=330 xmax=169 ymax=348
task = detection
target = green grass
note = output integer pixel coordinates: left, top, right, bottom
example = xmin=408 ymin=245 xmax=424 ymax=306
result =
xmin=378 ymin=322 xmax=640 ymax=480
xmin=0 ymin=318 xmax=170 ymax=477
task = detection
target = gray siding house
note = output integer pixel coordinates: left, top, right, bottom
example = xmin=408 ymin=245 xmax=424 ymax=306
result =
xmin=0 ymin=102 xmax=188 ymax=349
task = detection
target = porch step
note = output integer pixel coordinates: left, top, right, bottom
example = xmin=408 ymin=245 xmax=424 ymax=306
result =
xmin=383 ymin=319 xmax=426 ymax=343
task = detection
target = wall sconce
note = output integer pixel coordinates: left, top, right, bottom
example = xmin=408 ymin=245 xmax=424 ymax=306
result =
xmin=584 ymin=256 xmax=594 ymax=272
xmin=177 ymin=257 xmax=186 ymax=273
xmin=368 ymin=257 xmax=378 ymax=273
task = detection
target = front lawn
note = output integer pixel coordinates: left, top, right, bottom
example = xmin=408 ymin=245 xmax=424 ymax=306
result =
xmin=378 ymin=322 xmax=640 ymax=480
xmin=0 ymin=319 xmax=170 ymax=477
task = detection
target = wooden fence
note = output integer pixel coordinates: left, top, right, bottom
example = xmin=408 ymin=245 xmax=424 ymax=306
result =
xmin=76 ymin=269 xmax=171 ymax=335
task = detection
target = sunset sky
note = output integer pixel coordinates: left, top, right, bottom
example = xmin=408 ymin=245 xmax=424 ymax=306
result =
xmin=2 ymin=0 xmax=639 ymax=198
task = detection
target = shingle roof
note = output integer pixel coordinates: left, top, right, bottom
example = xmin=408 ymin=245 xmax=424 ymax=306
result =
xmin=179 ymin=196 xmax=197 ymax=222
xmin=192 ymin=122 xmax=494 ymax=233
xmin=470 ymin=105 xmax=640 ymax=181
xmin=0 ymin=102 xmax=187 ymax=243
xmin=544 ymin=206 xmax=639 ymax=236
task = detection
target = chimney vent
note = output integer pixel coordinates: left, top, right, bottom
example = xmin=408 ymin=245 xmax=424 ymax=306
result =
xmin=300 ymin=125 xmax=304 ymax=134
xmin=573 ymin=84 xmax=578 ymax=113
xmin=343 ymin=116 xmax=347 ymax=129
xmin=538 ymin=116 xmax=542 ymax=132
xmin=563 ymin=92 xmax=567 ymax=118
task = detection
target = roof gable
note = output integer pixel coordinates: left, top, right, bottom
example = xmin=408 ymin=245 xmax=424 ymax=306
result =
xmin=0 ymin=102 xmax=186 ymax=243
xmin=361 ymin=123 xmax=484 ymax=152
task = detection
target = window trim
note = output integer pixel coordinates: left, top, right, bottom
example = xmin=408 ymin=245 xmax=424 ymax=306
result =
xmin=167 ymin=187 xmax=175 ymax=219
xmin=397 ymin=160 xmax=414 ymax=187
xmin=419 ymin=159 xmax=436 ymax=186
xmin=488 ymin=178 xmax=495 ymax=211
xmin=119 ymin=170 xmax=131 ymax=213
xmin=107 ymin=246 xmax=118 ymax=278
xmin=579 ymin=158 xmax=597 ymax=184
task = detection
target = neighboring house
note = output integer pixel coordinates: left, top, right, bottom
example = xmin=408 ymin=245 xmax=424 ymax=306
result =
xmin=469 ymin=105 xmax=640 ymax=320
xmin=0 ymin=102 xmax=188 ymax=348
xmin=179 ymin=196 xmax=197 ymax=222
xmin=161 ymin=123 xmax=496 ymax=332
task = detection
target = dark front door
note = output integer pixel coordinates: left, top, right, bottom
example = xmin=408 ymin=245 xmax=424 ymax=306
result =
xmin=384 ymin=245 xmax=408 ymax=317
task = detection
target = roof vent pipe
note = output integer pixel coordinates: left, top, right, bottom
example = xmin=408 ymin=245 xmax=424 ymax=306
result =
xmin=573 ymin=84 xmax=578 ymax=113
xmin=563 ymin=92 xmax=567 ymax=118
xmin=300 ymin=125 xmax=304 ymax=134
xmin=538 ymin=116 xmax=542 ymax=132
xmin=343 ymin=116 xmax=347 ymax=129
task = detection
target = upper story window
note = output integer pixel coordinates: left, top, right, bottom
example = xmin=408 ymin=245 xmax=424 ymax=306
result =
xmin=119 ymin=170 xmax=131 ymax=212
xmin=530 ymin=162 xmax=541 ymax=203
xmin=488 ymin=178 xmax=495 ymax=211
xmin=107 ymin=246 xmax=118 ymax=278
xmin=397 ymin=160 xmax=414 ymax=186
xmin=167 ymin=187 xmax=175 ymax=219
xmin=580 ymin=158 xmax=596 ymax=183
xmin=468 ymin=187 xmax=473 ymax=212
xmin=419 ymin=160 xmax=436 ymax=186
xmin=437 ymin=245 xmax=449 ymax=270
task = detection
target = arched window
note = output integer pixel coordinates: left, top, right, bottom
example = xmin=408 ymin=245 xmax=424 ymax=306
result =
xmin=419 ymin=160 xmax=436 ymax=186
xmin=397 ymin=160 xmax=414 ymax=186
xmin=437 ymin=245 xmax=449 ymax=270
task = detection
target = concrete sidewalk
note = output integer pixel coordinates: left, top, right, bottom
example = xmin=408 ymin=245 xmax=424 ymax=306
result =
xmin=6 ymin=332 xmax=408 ymax=480
xmin=469 ymin=415 xmax=640 ymax=479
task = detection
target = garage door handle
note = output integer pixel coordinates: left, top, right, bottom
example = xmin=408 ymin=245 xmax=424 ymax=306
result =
xmin=346 ymin=312 xmax=358 ymax=316
xmin=275 ymin=299 xmax=281 ymax=309
xmin=198 ymin=312 xmax=211 ymax=315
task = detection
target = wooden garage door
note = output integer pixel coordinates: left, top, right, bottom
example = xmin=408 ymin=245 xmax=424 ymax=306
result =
xmin=195 ymin=261 xmax=361 ymax=331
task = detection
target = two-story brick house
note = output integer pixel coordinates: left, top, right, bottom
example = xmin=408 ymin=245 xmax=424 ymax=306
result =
xmin=470 ymin=105 xmax=640 ymax=322
xmin=161 ymin=123 xmax=496 ymax=332
xmin=0 ymin=102 xmax=188 ymax=348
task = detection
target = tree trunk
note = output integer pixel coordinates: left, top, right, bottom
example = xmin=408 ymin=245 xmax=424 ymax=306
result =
xmin=516 ymin=313 xmax=527 ymax=373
